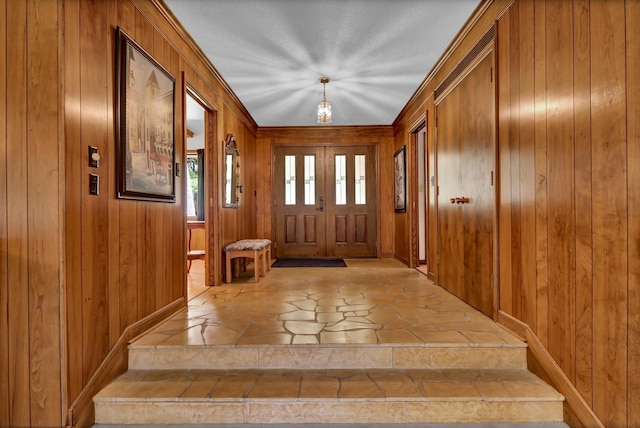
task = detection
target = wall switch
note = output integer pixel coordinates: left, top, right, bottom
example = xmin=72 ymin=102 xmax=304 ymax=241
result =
xmin=175 ymin=162 xmax=180 ymax=177
xmin=89 ymin=174 xmax=99 ymax=195
xmin=88 ymin=146 xmax=100 ymax=168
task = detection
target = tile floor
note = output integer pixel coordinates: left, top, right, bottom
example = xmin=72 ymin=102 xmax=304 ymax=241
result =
xmin=94 ymin=259 xmax=565 ymax=425
xmin=143 ymin=258 xmax=521 ymax=349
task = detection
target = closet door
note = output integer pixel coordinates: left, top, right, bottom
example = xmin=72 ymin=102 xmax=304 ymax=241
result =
xmin=436 ymin=51 xmax=495 ymax=316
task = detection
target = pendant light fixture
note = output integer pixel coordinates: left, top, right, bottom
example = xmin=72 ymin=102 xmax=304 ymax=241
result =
xmin=317 ymin=77 xmax=332 ymax=123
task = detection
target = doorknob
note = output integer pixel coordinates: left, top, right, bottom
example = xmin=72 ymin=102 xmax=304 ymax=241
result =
xmin=316 ymin=196 xmax=324 ymax=212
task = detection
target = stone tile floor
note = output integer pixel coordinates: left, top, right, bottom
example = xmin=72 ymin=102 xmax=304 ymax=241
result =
xmin=95 ymin=259 xmax=567 ymax=426
xmin=136 ymin=258 xmax=521 ymax=349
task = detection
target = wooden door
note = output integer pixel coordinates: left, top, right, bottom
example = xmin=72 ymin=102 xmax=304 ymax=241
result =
xmin=325 ymin=146 xmax=377 ymax=257
xmin=274 ymin=146 xmax=326 ymax=257
xmin=274 ymin=145 xmax=377 ymax=258
xmin=436 ymin=51 xmax=495 ymax=316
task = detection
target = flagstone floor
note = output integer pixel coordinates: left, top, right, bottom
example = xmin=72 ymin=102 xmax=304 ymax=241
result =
xmin=141 ymin=258 xmax=520 ymax=349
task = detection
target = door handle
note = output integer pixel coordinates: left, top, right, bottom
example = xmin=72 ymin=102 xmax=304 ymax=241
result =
xmin=450 ymin=197 xmax=470 ymax=204
xmin=316 ymin=196 xmax=324 ymax=212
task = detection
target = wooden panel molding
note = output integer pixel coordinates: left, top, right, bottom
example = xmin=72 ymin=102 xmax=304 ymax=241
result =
xmin=335 ymin=215 xmax=347 ymax=243
xmin=497 ymin=311 xmax=604 ymax=428
xmin=303 ymin=215 xmax=317 ymax=244
xmin=67 ymin=298 xmax=185 ymax=428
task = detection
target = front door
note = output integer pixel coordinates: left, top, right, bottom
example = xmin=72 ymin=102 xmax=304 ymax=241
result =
xmin=274 ymin=145 xmax=377 ymax=258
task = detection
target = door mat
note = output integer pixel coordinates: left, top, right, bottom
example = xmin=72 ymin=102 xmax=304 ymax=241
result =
xmin=271 ymin=258 xmax=347 ymax=268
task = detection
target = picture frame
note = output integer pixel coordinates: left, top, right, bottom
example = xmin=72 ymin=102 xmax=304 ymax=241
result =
xmin=116 ymin=27 xmax=176 ymax=202
xmin=394 ymin=145 xmax=406 ymax=212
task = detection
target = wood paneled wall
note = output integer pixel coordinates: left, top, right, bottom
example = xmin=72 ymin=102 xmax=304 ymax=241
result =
xmin=395 ymin=0 xmax=637 ymax=426
xmin=1 ymin=0 xmax=63 ymax=426
xmin=1 ymin=0 xmax=257 ymax=426
xmin=255 ymin=127 xmax=395 ymax=257
xmin=393 ymin=0 xmax=507 ymax=268
xmin=497 ymin=1 xmax=638 ymax=426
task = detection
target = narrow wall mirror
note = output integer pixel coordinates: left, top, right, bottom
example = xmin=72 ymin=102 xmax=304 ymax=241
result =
xmin=224 ymin=134 xmax=240 ymax=208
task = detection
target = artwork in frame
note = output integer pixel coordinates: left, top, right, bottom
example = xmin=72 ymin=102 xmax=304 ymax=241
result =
xmin=394 ymin=145 xmax=406 ymax=212
xmin=116 ymin=27 xmax=176 ymax=202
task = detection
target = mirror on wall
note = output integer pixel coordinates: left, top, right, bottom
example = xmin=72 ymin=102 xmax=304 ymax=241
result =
xmin=223 ymin=134 xmax=240 ymax=208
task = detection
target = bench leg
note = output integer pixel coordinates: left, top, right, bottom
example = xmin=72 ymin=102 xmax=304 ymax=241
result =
xmin=225 ymin=253 xmax=232 ymax=283
xmin=265 ymin=245 xmax=271 ymax=271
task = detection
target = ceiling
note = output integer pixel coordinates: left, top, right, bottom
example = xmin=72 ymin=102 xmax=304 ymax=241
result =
xmin=165 ymin=0 xmax=481 ymax=127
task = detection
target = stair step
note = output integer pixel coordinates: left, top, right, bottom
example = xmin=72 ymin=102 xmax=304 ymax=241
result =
xmin=94 ymin=368 xmax=564 ymax=425
xmin=128 ymin=343 xmax=527 ymax=371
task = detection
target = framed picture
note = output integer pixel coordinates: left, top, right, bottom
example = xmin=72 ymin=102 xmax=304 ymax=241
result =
xmin=116 ymin=27 xmax=176 ymax=202
xmin=394 ymin=145 xmax=406 ymax=212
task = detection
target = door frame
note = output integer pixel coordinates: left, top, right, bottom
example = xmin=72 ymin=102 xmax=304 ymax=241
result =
xmin=271 ymin=141 xmax=381 ymax=258
xmin=409 ymin=118 xmax=426 ymax=270
xmin=185 ymin=83 xmax=220 ymax=288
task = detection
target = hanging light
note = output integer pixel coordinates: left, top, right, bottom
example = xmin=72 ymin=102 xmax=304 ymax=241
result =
xmin=317 ymin=77 xmax=332 ymax=123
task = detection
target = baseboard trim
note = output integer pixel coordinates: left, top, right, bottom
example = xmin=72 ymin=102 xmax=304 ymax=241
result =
xmin=66 ymin=297 xmax=185 ymax=428
xmin=497 ymin=311 xmax=604 ymax=428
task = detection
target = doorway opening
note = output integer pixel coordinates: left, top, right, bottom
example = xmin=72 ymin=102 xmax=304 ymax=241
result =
xmin=415 ymin=125 xmax=428 ymax=276
xmin=185 ymin=92 xmax=208 ymax=299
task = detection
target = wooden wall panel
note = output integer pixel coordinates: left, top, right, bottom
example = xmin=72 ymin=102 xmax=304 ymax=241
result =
xmin=533 ymin=0 xmax=549 ymax=347
xmin=497 ymin=11 xmax=513 ymax=315
xmin=6 ymin=0 xmax=32 ymax=425
xmin=2 ymin=0 xmax=258 ymax=425
xmin=627 ymin=2 xmax=640 ymax=426
xmin=590 ymin=1 xmax=628 ymax=425
xmin=64 ymin=0 xmax=83 ymax=403
xmin=573 ymin=0 xmax=593 ymax=407
xmin=26 ymin=0 xmax=63 ymax=423
xmin=79 ymin=0 xmax=110 ymax=385
xmin=106 ymin=0 xmax=121 ymax=348
xmin=397 ymin=0 xmax=635 ymax=426
xmin=546 ymin=0 xmax=576 ymax=381
xmin=493 ymin=1 xmax=634 ymax=426
xmin=517 ymin=0 xmax=536 ymax=330
xmin=0 ymin=0 xmax=8 ymax=425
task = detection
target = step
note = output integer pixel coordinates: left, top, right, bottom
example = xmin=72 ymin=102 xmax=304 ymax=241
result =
xmin=128 ymin=343 xmax=527 ymax=371
xmin=94 ymin=368 xmax=564 ymax=425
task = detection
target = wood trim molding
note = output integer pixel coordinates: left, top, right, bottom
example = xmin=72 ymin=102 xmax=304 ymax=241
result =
xmin=257 ymin=125 xmax=394 ymax=140
xmin=497 ymin=311 xmax=604 ymax=428
xmin=66 ymin=298 xmax=185 ymax=428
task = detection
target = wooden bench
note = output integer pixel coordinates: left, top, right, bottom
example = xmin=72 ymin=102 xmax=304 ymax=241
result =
xmin=224 ymin=239 xmax=271 ymax=283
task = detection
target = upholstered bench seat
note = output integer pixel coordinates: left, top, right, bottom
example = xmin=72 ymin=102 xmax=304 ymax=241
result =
xmin=224 ymin=239 xmax=271 ymax=283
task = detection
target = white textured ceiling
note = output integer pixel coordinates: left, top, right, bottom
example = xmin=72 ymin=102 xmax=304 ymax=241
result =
xmin=166 ymin=0 xmax=481 ymax=127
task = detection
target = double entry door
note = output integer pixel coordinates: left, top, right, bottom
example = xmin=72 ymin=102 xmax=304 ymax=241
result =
xmin=274 ymin=145 xmax=377 ymax=258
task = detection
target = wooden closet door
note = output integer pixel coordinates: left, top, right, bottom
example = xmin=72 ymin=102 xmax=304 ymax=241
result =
xmin=436 ymin=51 xmax=495 ymax=316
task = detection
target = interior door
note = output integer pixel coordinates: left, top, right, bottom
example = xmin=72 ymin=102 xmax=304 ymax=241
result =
xmin=274 ymin=145 xmax=377 ymax=258
xmin=436 ymin=51 xmax=495 ymax=316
